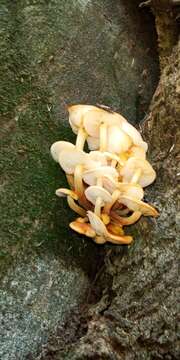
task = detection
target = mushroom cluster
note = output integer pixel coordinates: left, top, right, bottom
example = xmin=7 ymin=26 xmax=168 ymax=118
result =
xmin=50 ymin=104 xmax=159 ymax=245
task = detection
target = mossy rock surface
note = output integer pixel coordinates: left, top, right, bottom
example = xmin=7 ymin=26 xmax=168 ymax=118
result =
xmin=0 ymin=1 xmax=159 ymax=359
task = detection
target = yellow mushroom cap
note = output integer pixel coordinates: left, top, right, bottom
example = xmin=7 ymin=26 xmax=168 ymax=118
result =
xmin=83 ymin=166 xmax=118 ymax=186
xmin=85 ymin=186 xmax=112 ymax=206
xmin=58 ymin=149 xmax=87 ymax=174
xmin=107 ymin=126 xmax=132 ymax=153
xmin=118 ymin=195 xmax=159 ymax=217
xmin=69 ymin=220 xmax=96 ymax=238
xmin=121 ymin=122 xmax=148 ymax=151
xmin=50 ymin=141 xmax=75 ymax=162
xmin=120 ymin=157 xmax=156 ymax=187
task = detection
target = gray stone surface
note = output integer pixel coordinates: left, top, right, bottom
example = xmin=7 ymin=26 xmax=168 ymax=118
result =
xmin=0 ymin=0 xmax=158 ymax=359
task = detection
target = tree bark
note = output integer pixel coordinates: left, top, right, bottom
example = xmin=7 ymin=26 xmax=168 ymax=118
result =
xmin=57 ymin=26 xmax=180 ymax=360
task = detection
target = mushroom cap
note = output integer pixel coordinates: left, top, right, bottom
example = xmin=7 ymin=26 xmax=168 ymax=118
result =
xmin=83 ymin=109 xmax=105 ymax=137
xmin=120 ymin=157 xmax=156 ymax=187
xmin=58 ymin=149 xmax=87 ymax=174
xmin=67 ymin=104 xmax=97 ymax=132
xmin=50 ymin=141 xmax=75 ymax=162
xmin=83 ymin=151 xmax=107 ymax=171
xmin=103 ymin=152 xmax=124 ymax=165
xmin=118 ymin=195 xmax=159 ymax=217
xmin=102 ymin=178 xmax=144 ymax=200
xmin=83 ymin=166 xmax=118 ymax=186
xmin=69 ymin=220 xmax=96 ymax=238
xmin=83 ymin=108 xmax=125 ymax=138
xmin=88 ymin=151 xmax=107 ymax=165
xmin=85 ymin=186 xmax=112 ymax=205
xmin=102 ymin=176 xmax=118 ymax=193
xmin=118 ymin=183 xmax=144 ymax=200
xmin=128 ymin=145 xmax=146 ymax=159
xmin=55 ymin=188 xmax=78 ymax=200
xmin=87 ymin=210 xmax=108 ymax=236
xmin=121 ymin=122 xmax=148 ymax=151
xmin=107 ymin=126 xmax=132 ymax=153
xmin=87 ymin=136 xmax=99 ymax=150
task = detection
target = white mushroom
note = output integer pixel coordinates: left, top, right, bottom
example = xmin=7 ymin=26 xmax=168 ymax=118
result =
xmin=58 ymin=150 xmax=88 ymax=205
xmin=83 ymin=166 xmax=118 ymax=218
xmin=117 ymin=195 xmax=159 ymax=217
xmin=107 ymin=125 xmax=132 ymax=154
xmin=83 ymin=166 xmax=118 ymax=186
xmin=50 ymin=141 xmax=75 ymax=162
xmin=120 ymin=157 xmax=156 ymax=187
xmin=83 ymin=108 xmax=126 ymax=152
xmin=103 ymin=178 xmax=144 ymax=199
xmin=55 ymin=188 xmax=78 ymax=200
xmin=121 ymin=121 xmax=148 ymax=151
xmin=58 ymin=149 xmax=86 ymax=175
xmin=85 ymin=186 xmax=112 ymax=217
xmin=87 ymin=211 xmax=133 ymax=244
xmin=67 ymin=104 xmax=97 ymax=132
xmin=128 ymin=145 xmax=146 ymax=159
xmin=67 ymin=104 xmax=95 ymax=150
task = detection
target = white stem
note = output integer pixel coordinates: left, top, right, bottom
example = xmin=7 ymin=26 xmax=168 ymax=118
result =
xmin=99 ymin=123 xmax=107 ymax=152
xmin=75 ymin=127 xmax=87 ymax=150
xmin=94 ymin=176 xmax=103 ymax=217
xmin=103 ymin=189 xmax=121 ymax=215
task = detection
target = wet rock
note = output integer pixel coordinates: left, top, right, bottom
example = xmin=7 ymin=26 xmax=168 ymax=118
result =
xmin=0 ymin=0 xmax=159 ymax=359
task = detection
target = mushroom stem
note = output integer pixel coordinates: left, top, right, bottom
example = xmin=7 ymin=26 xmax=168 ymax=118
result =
xmin=67 ymin=196 xmax=86 ymax=217
xmin=66 ymin=174 xmax=74 ymax=190
xmin=111 ymin=159 xmax=117 ymax=168
xmin=94 ymin=177 xmax=103 ymax=217
xmin=99 ymin=123 xmax=107 ymax=152
xmin=116 ymin=207 xmax=130 ymax=215
xmin=110 ymin=210 xmax=142 ymax=225
xmin=75 ymin=127 xmax=87 ymax=150
xmin=130 ymin=168 xmax=142 ymax=184
xmin=74 ymin=164 xmax=92 ymax=210
xmin=103 ymin=189 xmax=121 ymax=215
xmin=74 ymin=164 xmax=84 ymax=198
xmin=94 ymin=197 xmax=103 ymax=217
